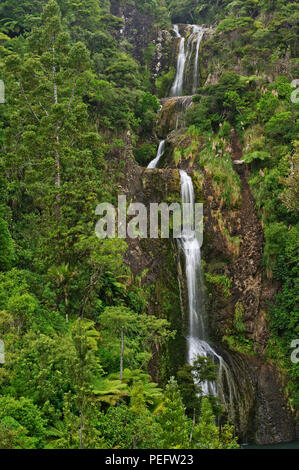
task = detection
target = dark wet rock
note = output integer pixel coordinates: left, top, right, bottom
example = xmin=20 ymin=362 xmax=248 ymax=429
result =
xmin=110 ymin=0 xmax=154 ymax=63
xmin=106 ymin=14 xmax=297 ymax=442
xmin=249 ymin=360 xmax=296 ymax=444
xmin=157 ymin=96 xmax=193 ymax=136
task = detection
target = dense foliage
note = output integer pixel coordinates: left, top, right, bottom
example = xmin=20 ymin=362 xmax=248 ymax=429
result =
xmin=0 ymin=0 xmax=239 ymax=449
xmin=182 ymin=2 xmax=299 ymax=410
xmin=0 ymin=0 xmax=297 ymax=449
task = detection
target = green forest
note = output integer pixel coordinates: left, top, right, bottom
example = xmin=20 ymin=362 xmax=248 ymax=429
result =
xmin=0 ymin=0 xmax=298 ymax=450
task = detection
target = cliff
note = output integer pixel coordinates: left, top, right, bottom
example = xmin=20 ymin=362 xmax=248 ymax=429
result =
xmin=110 ymin=2 xmax=298 ymax=445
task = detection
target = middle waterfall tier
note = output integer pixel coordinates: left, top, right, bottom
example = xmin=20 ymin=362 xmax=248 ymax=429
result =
xmin=147 ymin=140 xmax=165 ymax=169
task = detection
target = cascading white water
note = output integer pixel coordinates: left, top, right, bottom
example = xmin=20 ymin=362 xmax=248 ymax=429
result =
xmin=173 ymin=24 xmax=181 ymax=38
xmin=171 ymin=25 xmax=204 ymax=97
xmin=192 ymin=27 xmax=204 ymax=93
xmin=170 ymin=27 xmax=186 ymax=97
xmin=184 ymin=25 xmax=204 ymax=94
xmin=178 ymin=170 xmax=239 ymax=405
xmin=178 ymin=170 xmax=216 ymax=395
xmin=147 ymin=26 xmax=240 ymax=416
xmin=147 ymin=140 xmax=165 ymax=169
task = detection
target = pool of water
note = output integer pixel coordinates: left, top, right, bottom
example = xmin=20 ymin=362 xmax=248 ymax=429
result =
xmin=242 ymin=441 xmax=299 ymax=449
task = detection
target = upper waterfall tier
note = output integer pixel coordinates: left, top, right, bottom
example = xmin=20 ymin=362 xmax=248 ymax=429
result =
xmin=170 ymin=24 xmax=204 ymax=97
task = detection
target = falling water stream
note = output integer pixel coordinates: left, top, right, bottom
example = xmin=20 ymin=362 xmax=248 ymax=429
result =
xmin=173 ymin=24 xmax=181 ymax=38
xmin=147 ymin=25 xmax=239 ymax=415
xmin=178 ymin=171 xmax=238 ymax=409
xmin=178 ymin=170 xmax=216 ymax=396
xmin=171 ymin=24 xmax=204 ymax=97
xmin=170 ymin=27 xmax=186 ymax=97
xmin=147 ymin=140 xmax=165 ymax=169
xmin=192 ymin=27 xmax=204 ymax=93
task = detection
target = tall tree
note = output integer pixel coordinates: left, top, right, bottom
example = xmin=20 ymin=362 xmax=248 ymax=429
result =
xmin=155 ymin=377 xmax=190 ymax=449
xmin=4 ymin=0 xmax=105 ymax=267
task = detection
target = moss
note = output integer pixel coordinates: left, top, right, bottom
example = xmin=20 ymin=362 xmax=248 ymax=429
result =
xmin=153 ymin=241 xmax=186 ymax=382
xmin=192 ymin=170 xmax=204 ymax=202
xmin=199 ymin=44 xmax=207 ymax=85
xmin=205 ymin=272 xmax=232 ymax=299
xmin=211 ymin=210 xmax=242 ymax=258
xmin=173 ymin=148 xmax=183 ymax=165
xmin=155 ymin=67 xmax=176 ymax=99
xmin=222 ymin=302 xmax=255 ymax=355
xmin=234 ymin=302 xmax=246 ymax=333
xmin=197 ymin=143 xmax=242 ymax=209
xmin=222 ymin=334 xmax=255 ymax=355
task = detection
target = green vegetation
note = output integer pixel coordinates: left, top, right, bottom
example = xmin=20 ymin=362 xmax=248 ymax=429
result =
xmin=156 ymin=66 xmax=176 ymax=98
xmin=205 ymin=273 xmax=232 ymax=299
xmin=0 ymin=0 xmax=298 ymax=449
xmin=171 ymin=1 xmax=298 ymax=413
xmin=223 ymin=302 xmax=255 ymax=354
xmin=0 ymin=0 xmax=238 ymax=449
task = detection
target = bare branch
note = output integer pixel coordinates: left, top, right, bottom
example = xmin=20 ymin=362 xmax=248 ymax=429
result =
xmin=38 ymin=101 xmax=49 ymax=116
xmin=58 ymin=80 xmax=77 ymax=133
xmin=18 ymin=81 xmax=40 ymax=123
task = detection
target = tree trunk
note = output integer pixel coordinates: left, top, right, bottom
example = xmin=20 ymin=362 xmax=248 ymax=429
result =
xmin=79 ymin=410 xmax=83 ymax=449
xmin=120 ymin=327 xmax=125 ymax=381
xmin=52 ymin=38 xmax=61 ymax=219
xmin=54 ymin=134 xmax=61 ymax=219
xmin=189 ymin=409 xmax=196 ymax=447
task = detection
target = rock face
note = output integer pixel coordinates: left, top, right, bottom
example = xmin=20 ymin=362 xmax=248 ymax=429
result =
xmin=110 ymin=0 xmax=154 ymax=63
xmin=252 ymin=361 xmax=296 ymax=444
xmin=158 ymin=123 xmax=296 ymax=444
xmin=107 ymin=139 xmax=185 ymax=382
xmin=212 ymin=131 xmax=267 ymax=350
xmin=157 ymin=96 xmax=193 ymax=136
xmin=109 ymin=124 xmax=296 ymax=445
xmin=108 ymin=5 xmax=297 ymax=445
xmin=151 ymin=29 xmax=174 ymax=86
xmin=109 ymin=1 xmax=173 ymax=92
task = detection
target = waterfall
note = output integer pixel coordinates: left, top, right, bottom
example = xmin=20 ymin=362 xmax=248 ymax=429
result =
xmin=170 ymin=27 xmax=186 ymax=97
xmin=178 ymin=171 xmax=239 ymax=408
xmin=171 ymin=25 xmax=204 ymax=97
xmin=173 ymin=24 xmax=181 ymax=38
xmin=178 ymin=170 xmax=215 ymax=395
xmin=147 ymin=26 xmax=241 ymax=422
xmin=192 ymin=27 xmax=204 ymax=93
xmin=147 ymin=140 xmax=165 ymax=169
